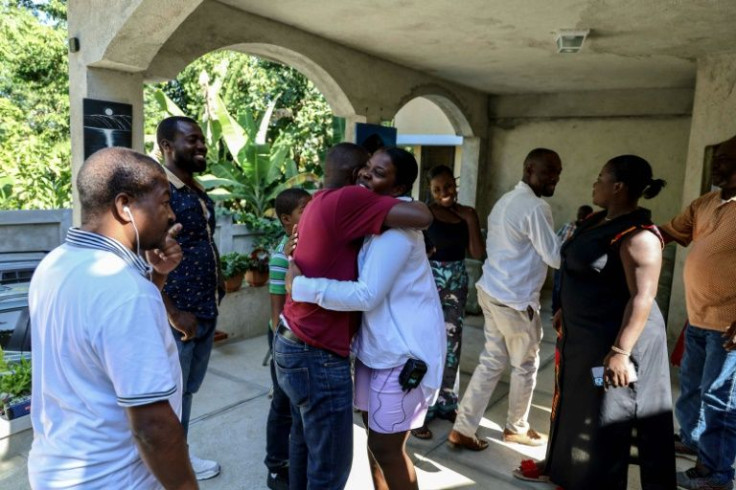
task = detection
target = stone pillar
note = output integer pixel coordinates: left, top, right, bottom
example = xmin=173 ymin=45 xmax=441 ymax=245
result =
xmin=667 ymin=53 xmax=736 ymax=338
xmin=68 ymin=63 xmax=144 ymax=225
xmin=458 ymin=136 xmax=481 ymax=207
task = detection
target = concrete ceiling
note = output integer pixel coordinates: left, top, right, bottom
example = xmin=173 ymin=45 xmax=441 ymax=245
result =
xmin=215 ymin=0 xmax=736 ymax=94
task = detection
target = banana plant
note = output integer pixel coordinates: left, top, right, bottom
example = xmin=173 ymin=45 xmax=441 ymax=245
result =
xmin=153 ymin=70 xmax=319 ymax=218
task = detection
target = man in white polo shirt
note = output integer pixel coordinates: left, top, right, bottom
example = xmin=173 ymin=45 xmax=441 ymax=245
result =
xmin=448 ymin=148 xmax=562 ymax=451
xmin=28 ymin=147 xmax=197 ymax=489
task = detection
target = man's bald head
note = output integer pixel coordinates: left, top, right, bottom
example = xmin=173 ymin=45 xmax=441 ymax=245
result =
xmin=77 ymin=147 xmax=166 ymax=223
xmin=323 ymin=143 xmax=370 ymax=189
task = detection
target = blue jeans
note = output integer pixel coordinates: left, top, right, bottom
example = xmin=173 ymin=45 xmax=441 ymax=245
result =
xmin=265 ymin=327 xmax=292 ymax=471
xmin=273 ymin=331 xmax=353 ymax=490
xmin=676 ymin=323 xmax=736 ymax=483
xmin=173 ymin=317 xmax=217 ymax=437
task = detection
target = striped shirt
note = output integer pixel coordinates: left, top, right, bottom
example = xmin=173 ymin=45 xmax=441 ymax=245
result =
xmin=269 ymin=235 xmax=289 ymax=296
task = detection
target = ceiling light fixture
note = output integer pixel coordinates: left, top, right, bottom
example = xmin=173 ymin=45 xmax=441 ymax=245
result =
xmin=555 ymin=29 xmax=590 ymax=54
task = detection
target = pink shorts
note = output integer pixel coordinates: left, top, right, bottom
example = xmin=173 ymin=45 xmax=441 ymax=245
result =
xmin=354 ymin=359 xmax=435 ymax=434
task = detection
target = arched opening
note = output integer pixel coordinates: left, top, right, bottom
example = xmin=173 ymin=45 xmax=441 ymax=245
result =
xmin=394 ymin=95 xmax=479 ymax=206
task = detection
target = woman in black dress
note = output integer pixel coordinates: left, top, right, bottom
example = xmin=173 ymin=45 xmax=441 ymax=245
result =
xmin=543 ymin=155 xmax=676 ymax=489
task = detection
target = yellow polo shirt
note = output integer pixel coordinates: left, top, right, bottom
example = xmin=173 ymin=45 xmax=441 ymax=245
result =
xmin=662 ymin=190 xmax=736 ymax=331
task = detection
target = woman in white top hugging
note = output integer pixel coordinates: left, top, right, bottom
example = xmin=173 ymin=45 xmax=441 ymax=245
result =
xmin=288 ymin=147 xmax=445 ymax=490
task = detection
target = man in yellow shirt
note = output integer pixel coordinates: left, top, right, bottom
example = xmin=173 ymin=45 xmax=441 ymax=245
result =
xmin=662 ymin=135 xmax=736 ymax=490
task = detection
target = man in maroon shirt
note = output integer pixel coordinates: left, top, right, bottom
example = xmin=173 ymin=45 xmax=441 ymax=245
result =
xmin=274 ymin=143 xmax=432 ymax=489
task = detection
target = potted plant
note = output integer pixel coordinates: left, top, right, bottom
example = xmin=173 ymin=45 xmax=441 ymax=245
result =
xmin=220 ymin=252 xmax=249 ymax=292
xmin=0 ymin=349 xmax=31 ymax=420
xmin=244 ymin=247 xmax=270 ymax=287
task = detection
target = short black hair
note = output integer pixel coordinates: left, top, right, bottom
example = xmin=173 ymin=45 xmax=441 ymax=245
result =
xmin=77 ymin=147 xmax=166 ymax=223
xmin=156 ymin=116 xmax=200 ymax=147
xmin=607 ymin=154 xmax=666 ymax=200
xmin=524 ymin=148 xmax=559 ymax=166
xmin=578 ymin=205 xmax=593 ymax=215
xmin=275 ymin=188 xmax=311 ymax=218
xmin=376 ymin=147 xmax=418 ymax=195
xmin=427 ymin=164 xmax=455 ymax=183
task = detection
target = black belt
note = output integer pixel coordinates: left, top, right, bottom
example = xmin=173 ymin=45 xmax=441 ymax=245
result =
xmin=277 ymin=322 xmax=305 ymax=345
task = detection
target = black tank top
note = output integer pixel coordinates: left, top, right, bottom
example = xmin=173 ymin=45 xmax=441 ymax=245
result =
xmin=426 ymin=218 xmax=469 ymax=261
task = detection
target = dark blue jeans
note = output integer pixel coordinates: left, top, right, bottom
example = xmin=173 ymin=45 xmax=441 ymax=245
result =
xmin=273 ymin=331 xmax=353 ymax=490
xmin=265 ymin=327 xmax=292 ymax=472
xmin=172 ymin=317 xmax=217 ymax=437
xmin=675 ymin=323 xmax=736 ymax=483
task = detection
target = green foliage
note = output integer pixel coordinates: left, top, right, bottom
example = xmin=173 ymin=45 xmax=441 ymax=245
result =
xmin=0 ymin=348 xmax=32 ymax=408
xmin=144 ymin=51 xmax=336 ymax=177
xmin=0 ymin=0 xmax=71 ymax=209
xmin=219 ymin=252 xmax=249 ymax=279
xmin=238 ymin=212 xmax=285 ymax=252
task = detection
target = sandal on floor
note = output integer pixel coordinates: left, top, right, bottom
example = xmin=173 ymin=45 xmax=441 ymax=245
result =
xmin=512 ymin=459 xmax=550 ymax=483
xmin=411 ymin=425 xmax=433 ymax=440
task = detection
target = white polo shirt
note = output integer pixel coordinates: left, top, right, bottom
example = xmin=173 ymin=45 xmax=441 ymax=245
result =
xmin=28 ymin=231 xmax=182 ymax=489
xmin=292 ymin=227 xmax=446 ymax=392
xmin=476 ymin=181 xmax=560 ymax=311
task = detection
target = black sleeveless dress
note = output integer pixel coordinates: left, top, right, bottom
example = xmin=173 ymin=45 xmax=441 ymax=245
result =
xmin=544 ymin=208 xmax=675 ymax=490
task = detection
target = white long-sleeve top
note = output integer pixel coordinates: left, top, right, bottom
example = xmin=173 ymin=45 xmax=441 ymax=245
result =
xmin=291 ymin=227 xmax=446 ymax=391
xmin=476 ymin=181 xmax=560 ymax=312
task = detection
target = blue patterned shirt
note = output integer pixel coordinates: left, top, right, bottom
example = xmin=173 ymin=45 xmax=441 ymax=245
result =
xmin=162 ymin=167 xmax=219 ymax=319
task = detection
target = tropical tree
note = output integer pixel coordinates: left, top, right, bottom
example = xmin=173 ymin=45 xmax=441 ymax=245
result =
xmin=144 ymin=51 xmax=337 ymax=178
xmin=0 ymin=0 xmax=71 ymax=209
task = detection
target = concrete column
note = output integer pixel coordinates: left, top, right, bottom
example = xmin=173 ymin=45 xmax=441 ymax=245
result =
xmin=666 ymin=53 xmax=736 ymax=337
xmin=69 ymin=63 xmax=144 ymax=225
xmin=344 ymin=114 xmax=367 ymax=144
xmin=457 ymin=136 xmax=481 ymax=207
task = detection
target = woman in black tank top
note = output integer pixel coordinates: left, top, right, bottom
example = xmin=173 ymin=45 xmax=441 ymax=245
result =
xmin=411 ymin=165 xmax=484 ymax=440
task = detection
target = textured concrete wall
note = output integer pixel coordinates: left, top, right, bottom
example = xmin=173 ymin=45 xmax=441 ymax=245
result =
xmin=480 ymin=116 xmax=692 ymax=227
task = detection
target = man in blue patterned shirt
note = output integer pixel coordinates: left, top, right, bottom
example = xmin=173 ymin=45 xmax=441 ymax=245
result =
xmin=157 ymin=116 xmax=222 ymax=481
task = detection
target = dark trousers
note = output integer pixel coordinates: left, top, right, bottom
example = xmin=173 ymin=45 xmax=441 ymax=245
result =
xmin=265 ymin=327 xmax=292 ymax=471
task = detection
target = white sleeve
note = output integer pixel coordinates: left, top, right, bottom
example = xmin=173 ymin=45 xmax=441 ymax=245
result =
xmin=291 ymin=231 xmax=412 ymax=311
xmin=527 ymin=203 xmax=561 ymax=269
xmin=92 ymin=291 xmax=178 ymax=407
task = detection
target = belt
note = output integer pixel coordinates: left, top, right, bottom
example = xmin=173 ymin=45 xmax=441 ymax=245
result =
xmin=277 ymin=322 xmax=305 ymax=345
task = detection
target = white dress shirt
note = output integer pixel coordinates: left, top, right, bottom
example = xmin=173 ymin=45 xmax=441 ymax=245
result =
xmin=476 ymin=181 xmax=560 ymax=312
xmin=291 ymin=227 xmax=446 ymax=391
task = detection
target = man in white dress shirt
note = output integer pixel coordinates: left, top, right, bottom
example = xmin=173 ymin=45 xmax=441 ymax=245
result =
xmin=448 ymin=148 xmax=562 ymax=451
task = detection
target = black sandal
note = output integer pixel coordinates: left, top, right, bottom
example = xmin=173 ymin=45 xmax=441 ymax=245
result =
xmin=411 ymin=425 xmax=433 ymax=440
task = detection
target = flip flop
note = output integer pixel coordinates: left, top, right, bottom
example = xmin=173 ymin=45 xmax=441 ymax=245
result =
xmin=411 ymin=425 xmax=433 ymax=440
xmin=512 ymin=459 xmax=550 ymax=483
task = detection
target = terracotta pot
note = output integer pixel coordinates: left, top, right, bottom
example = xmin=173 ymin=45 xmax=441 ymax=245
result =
xmin=224 ymin=272 xmax=245 ymax=292
xmin=245 ymin=269 xmax=268 ymax=287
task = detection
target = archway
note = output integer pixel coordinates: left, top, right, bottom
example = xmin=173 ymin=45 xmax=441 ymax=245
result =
xmin=394 ymin=94 xmax=479 ymax=206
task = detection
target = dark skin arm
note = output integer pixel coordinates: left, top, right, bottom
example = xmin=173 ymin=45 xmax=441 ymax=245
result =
xmin=146 ymin=224 xmax=184 ymax=290
xmin=126 ymin=401 xmax=198 ymax=490
xmin=270 ymin=293 xmax=286 ymax=331
xmin=451 ymin=204 xmax=484 ymax=259
xmin=162 ymin=293 xmax=197 ymax=341
xmin=383 ymin=201 xmax=433 ymax=229
xmin=603 ymin=230 xmax=662 ymax=388
xmin=722 ymin=321 xmax=736 ymax=350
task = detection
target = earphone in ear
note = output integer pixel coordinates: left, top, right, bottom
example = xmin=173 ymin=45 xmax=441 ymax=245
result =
xmin=123 ymin=205 xmax=132 ymax=218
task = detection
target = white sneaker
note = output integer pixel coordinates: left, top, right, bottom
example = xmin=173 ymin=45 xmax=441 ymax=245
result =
xmin=190 ymin=453 xmax=221 ymax=481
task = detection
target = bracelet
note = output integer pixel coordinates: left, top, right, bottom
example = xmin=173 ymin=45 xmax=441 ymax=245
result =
xmin=611 ymin=345 xmax=631 ymax=356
